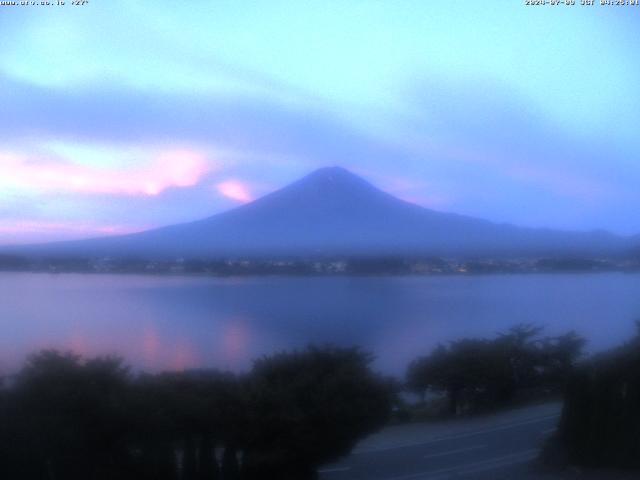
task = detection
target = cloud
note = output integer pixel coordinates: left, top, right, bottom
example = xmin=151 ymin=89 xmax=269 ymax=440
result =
xmin=0 ymin=74 xmax=401 ymax=167
xmin=0 ymin=148 xmax=211 ymax=196
xmin=216 ymin=180 xmax=253 ymax=203
xmin=1 ymin=66 xmax=639 ymax=240
xmin=0 ymin=220 xmax=142 ymax=245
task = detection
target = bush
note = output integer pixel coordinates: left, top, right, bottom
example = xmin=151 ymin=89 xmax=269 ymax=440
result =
xmin=242 ymin=346 xmax=393 ymax=479
xmin=406 ymin=325 xmax=585 ymax=415
xmin=554 ymin=323 xmax=640 ymax=469
xmin=0 ymin=345 xmax=392 ymax=480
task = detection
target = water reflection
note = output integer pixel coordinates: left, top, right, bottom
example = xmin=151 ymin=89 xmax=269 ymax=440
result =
xmin=221 ymin=318 xmax=250 ymax=369
xmin=1 ymin=272 xmax=639 ymax=375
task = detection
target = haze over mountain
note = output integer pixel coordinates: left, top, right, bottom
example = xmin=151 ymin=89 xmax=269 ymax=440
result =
xmin=5 ymin=167 xmax=635 ymax=259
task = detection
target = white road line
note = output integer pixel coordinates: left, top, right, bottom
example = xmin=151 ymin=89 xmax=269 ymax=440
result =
xmin=383 ymin=449 xmax=538 ymax=480
xmin=423 ymin=444 xmax=486 ymax=460
xmin=453 ymin=449 xmax=538 ymax=476
xmin=318 ymin=466 xmax=351 ymax=474
xmin=354 ymin=413 xmax=559 ymax=455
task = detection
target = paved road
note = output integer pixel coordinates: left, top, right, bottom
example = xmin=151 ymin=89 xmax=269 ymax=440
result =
xmin=319 ymin=403 xmax=562 ymax=480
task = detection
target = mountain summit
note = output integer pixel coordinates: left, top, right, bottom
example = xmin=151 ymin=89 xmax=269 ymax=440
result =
xmin=6 ymin=167 xmax=632 ymax=259
xmin=236 ymin=166 xmax=397 ymax=213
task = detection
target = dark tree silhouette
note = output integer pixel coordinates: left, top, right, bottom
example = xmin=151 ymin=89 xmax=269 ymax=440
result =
xmin=241 ymin=346 xmax=393 ymax=479
xmin=3 ymin=351 xmax=131 ymax=480
xmin=0 ymin=345 xmax=390 ymax=480
xmin=407 ymin=325 xmax=585 ymax=415
xmin=127 ymin=369 xmax=242 ymax=480
xmin=553 ymin=322 xmax=640 ymax=469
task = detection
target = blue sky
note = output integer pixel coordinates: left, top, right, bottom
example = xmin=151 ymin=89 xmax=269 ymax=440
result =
xmin=1 ymin=0 xmax=639 ymax=244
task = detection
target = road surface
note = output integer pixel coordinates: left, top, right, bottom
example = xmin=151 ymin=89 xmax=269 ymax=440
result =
xmin=319 ymin=403 xmax=563 ymax=480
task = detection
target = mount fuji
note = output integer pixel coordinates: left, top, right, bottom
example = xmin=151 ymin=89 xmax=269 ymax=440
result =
xmin=5 ymin=167 xmax=633 ymax=259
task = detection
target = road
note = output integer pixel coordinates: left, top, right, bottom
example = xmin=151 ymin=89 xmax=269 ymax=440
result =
xmin=319 ymin=402 xmax=562 ymax=480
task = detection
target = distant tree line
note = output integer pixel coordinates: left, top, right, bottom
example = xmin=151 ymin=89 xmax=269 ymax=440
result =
xmin=0 ymin=255 xmax=447 ymax=276
xmin=406 ymin=325 xmax=586 ymax=415
xmin=4 ymin=255 xmax=638 ymax=276
xmin=548 ymin=322 xmax=640 ymax=470
xmin=0 ymin=346 xmax=392 ymax=480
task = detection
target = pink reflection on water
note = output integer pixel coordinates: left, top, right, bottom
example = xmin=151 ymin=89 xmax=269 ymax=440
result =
xmin=141 ymin=325 xmax=161 ymax=366
xmin=220 ymin=317 xmax=250 ymax=369
xmin=171 ymin=340 xmax=198 ymax=371
xmin=68 ymin=331 xmax=90 ymax=358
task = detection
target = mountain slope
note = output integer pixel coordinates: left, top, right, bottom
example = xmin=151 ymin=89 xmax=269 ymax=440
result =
xmin=6 ymin=167 xmax=634 ymax=259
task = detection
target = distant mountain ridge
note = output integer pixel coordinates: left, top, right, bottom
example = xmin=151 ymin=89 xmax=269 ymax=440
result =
xmin=5 ymin=167 xmax=636 ymax=259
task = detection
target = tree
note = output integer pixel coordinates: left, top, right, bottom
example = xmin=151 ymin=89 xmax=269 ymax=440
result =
xmin=554 ymin=323 xmax=640 ymax=469
xmin=241 ymin=346 xmax=393 ymax=479
xmin=406 ymin=325 xmax=585 ymax=415
xmin=538 ymin=331 xmax=586 ymax=390
xmin=7 ymin=351 xmax=132 ymax=480
xmin=1 ymin=345 xmax=392 ymax=480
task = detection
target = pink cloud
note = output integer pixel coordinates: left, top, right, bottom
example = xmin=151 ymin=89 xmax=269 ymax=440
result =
xmin=216 ymin=179 xmax=253 ymax=203
xmin=0 ymin=149 xmax=210 ymax=196
xmin=0 ymin=220 xmax=141 ymax=235
xmin=0 ymin=220 xmax=144 ymax=245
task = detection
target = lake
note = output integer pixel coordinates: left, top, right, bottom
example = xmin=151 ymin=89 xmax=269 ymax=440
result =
xmin=1 ymin=272 xmax=639 ymax=375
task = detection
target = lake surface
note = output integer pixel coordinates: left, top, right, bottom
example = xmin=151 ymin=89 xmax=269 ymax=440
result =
xmin=1 ymin=272 xmax=639 ymax=375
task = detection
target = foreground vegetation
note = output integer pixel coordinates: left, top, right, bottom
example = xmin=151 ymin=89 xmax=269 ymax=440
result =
xmin=406 ymin=323 xmax=640 ymax=473
xmin=3 ymin=322 xmax=638 ymax=478
xmin=0 ymin=346 xmax=392 ymax=480
xmin=406 ymin=325 xmax=585 ymax=416
xmin=548 ymin=323 xmax=640 ymax=470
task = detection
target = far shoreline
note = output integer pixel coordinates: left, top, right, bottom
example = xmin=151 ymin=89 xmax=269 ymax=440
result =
xmin=1 ymin=267 xmax=638 ymax=279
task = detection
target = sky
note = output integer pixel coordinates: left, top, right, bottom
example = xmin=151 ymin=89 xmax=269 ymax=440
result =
xmin=1 ymin=0 xmax=639 ymax=245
